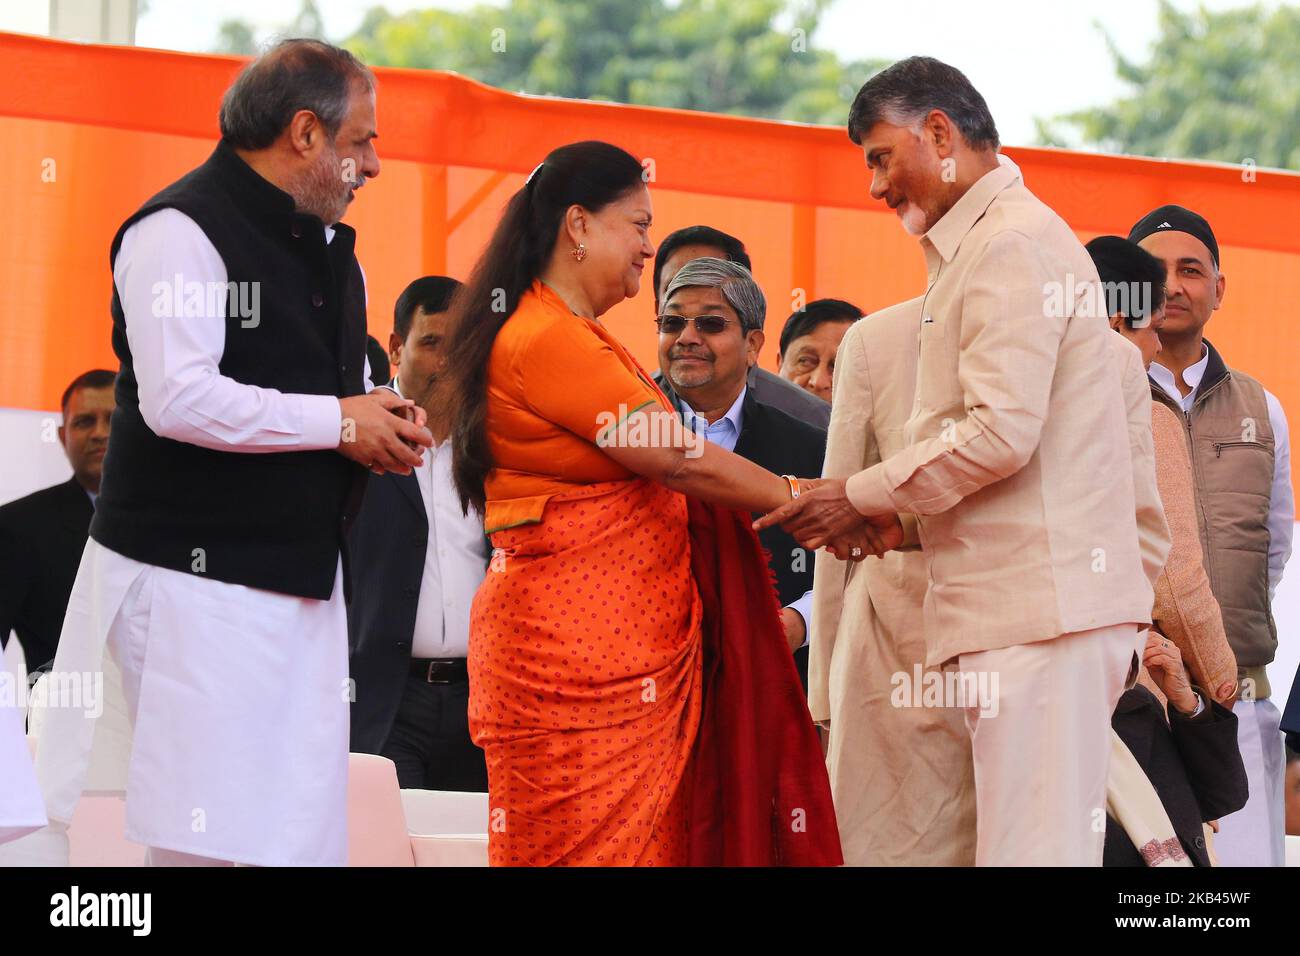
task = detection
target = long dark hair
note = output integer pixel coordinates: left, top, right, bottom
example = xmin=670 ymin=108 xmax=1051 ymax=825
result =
xmin=443 ymin=140 xmax=646 ymax=515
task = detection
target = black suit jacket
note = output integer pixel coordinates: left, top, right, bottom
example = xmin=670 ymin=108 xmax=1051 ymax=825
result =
xmin=346 ymin=461 xmax=430 ymax=753
xmin=1104 ymin=685 xmax=1249 ymax=867
xmin=0 ymin=478 xmax=94 ymax=671
xmin=654 ymin=373 xmax=827 ymax=686
xmin=345 ymin=411 xmax=492 ymax=754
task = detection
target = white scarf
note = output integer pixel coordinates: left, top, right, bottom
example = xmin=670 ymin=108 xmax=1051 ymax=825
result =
xmin=1106 ymin=730 xmax=1193 ymax=867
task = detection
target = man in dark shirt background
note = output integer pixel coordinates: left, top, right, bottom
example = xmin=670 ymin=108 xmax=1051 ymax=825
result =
xmin=0 ymin=369 xmax=115 ymax=671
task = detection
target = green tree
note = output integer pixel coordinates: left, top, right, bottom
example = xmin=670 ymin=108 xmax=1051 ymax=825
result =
xmin=1037 ymin=1 xmax=1300 ymax=170
xmin=214 ymin=0 xmax=883 ymax=125
xmin=214 ymin=19 xmax=257 ymax=55
xmin=215 ymin=0 xmax=326 ymax=56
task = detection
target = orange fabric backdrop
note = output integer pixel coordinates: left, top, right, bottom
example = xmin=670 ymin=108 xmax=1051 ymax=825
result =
xmin=5 ymin=31 xmax=1300 ymax=476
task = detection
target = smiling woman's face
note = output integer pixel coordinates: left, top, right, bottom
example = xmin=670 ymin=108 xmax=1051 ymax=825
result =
xmin=581 ymin=185 xmax=656 ymax=312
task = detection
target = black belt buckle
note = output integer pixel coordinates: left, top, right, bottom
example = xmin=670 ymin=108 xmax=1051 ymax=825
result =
xmin=423 ymin=659 xmax=457 ymax=684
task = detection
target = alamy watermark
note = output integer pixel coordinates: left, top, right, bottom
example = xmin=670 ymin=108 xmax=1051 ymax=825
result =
xmin=0 ymin=669 xmax=104 ymax=719
xmin=891 ymin=664 xmax=999 ymax=718
xmin=151 ymin=274 xmax=261 ymax=328
xmin=595 ymin=404 xmax=705 ymax=458
xmin=1042 ymin=275 xmax=1154 ymax=324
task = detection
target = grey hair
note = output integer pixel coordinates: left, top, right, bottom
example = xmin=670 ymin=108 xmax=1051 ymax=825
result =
xmin=663 ymin=257 xmax=767 ymax=333
xmin=219 ymin=38 xmax=375 ymax=150
xmin=847 ymin=56 xmax=999 ymax=152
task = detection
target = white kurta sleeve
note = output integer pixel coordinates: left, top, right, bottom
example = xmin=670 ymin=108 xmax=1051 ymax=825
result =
xmin=1264 ymin=389 xmax=1294 ymax=599
xmin=114 ymin=208 xmax=343 ymax=453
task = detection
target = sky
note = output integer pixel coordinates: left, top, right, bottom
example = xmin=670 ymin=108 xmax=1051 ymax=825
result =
xmin=0 ymin=0 xmax=1276 ymax=146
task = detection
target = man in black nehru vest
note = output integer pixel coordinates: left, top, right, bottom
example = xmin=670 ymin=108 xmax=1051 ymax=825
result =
xmin=35 ymin=39 xmax=432 ymax=867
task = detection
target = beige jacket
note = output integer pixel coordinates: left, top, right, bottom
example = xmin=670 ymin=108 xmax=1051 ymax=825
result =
xmin=845 ymin=161 xmax=1170 ymax=664
xmin=811 ymin=298 xmax=976 ymax=866
xmin=1147 ymin=400 xmax=1237 ymax=705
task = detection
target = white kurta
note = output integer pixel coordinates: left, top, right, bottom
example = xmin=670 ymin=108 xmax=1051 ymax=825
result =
xmin=29 ymin=207 xmax=367 ymax=866
xmin=0 ymin=679 xmax=46 ymax=844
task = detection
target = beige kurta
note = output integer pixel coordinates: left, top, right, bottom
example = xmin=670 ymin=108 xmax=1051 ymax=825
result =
xmin=844 ymin=160 xmax=1169 ymax=664
xmin=811 ymin=298 xmax=976 ymax=866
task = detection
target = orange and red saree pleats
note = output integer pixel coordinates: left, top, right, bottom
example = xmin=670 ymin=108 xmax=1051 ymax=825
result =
xmin=469 ymin=478 xmax=703 ymax=866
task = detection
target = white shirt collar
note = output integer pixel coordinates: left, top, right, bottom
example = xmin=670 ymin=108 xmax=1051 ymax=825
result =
xmin=1150 ymin=343 xmax=1210 ymax=408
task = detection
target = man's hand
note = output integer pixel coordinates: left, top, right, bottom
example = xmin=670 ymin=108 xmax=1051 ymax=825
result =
xmin=338 ymin=390 xmax=433 ymax=476
xmin=824 ymin=514 xmax=905 ymax=561
xmin=1142 ymin=631 xmax=1199 ymax=715
xmin=753 ymin=477 xmax=903 ymax=556
xmin=781 ymin=607 xmax=806 ymax=654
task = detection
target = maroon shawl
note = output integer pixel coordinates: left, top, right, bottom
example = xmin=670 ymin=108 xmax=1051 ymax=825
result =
xmin=685 ymin=497 xmax=843 ymax=866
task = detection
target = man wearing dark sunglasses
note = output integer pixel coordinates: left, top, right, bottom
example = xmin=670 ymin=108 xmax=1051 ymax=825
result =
xmin=652 ymin=225 xmax=830 ymax=429
xmin=652 ymin=258 xmax=826 ymax=688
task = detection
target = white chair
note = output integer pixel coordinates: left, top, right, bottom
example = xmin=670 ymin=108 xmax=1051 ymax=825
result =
xmin=399 ymin=789 xmax=489 ymax=867
xmin=409 ymin=834 xmax=488 ymax=867
xmin=347 ymin=753 xmax=415 ymax=866
xmin=1286 ymin=834 xmax=1300 ymax=867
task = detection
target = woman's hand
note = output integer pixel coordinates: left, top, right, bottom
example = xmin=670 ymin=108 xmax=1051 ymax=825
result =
xmin=1143 ymin=631 xmax=1200 ymax=715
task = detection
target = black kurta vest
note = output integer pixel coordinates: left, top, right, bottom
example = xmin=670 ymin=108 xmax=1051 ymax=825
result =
xmin=91 ymin=139 xmax=368 ymax=600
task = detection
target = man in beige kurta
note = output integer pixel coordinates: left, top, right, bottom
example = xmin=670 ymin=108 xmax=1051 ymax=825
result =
xmin=760 ymin=56 xmax=1170 ymax=865
xmin=810 ymin=297 xmax=976 ymax=865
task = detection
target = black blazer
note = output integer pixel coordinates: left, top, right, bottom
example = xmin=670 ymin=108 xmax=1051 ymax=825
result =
xmin=1104 ymin=685 xmax=1249 ymax=867
xmin=345 ymin=464 xmax=429 ymax=753
xmin=0 ymin=478 xmax=94 ymax=671
xmin=345 ymin=421 xmax=492 ymax=754
xmin=654 ymin=374 xmax=827 ymax=685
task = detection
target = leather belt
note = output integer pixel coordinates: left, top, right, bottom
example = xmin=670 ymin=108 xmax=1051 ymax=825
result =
xmin=410 ymin=658 xmax=468 ymax=684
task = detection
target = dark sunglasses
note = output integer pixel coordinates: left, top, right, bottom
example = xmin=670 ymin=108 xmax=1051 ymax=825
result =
xmin=655 ymin=314 xmax=735 ymax=335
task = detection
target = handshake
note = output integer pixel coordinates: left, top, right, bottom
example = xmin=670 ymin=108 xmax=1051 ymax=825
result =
xmin=752 ymin=477 xmax=904 ymax=562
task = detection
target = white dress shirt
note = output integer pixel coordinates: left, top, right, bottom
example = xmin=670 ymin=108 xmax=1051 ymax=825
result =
xmin=682 ymin=386 xmax=814 ymax=646
xmin=1150 ymin=345 xmax=1294 ymax=598
xmin=390 ymin=379 xmax=489 ymax=659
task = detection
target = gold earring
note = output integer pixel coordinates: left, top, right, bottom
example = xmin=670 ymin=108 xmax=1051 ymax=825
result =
xmin=571 ymin=243 xmax=587 ymax=262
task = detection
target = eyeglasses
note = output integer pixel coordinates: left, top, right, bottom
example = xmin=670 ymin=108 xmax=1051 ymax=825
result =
xmin=655 ymin=314 xmax=735 ymax=335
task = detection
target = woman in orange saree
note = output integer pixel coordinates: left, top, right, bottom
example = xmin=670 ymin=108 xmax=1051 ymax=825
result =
xmin=444 ymin=142 xmax=842 ymax=866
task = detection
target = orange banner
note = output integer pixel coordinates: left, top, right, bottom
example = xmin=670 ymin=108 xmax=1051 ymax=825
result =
xmin=4 ymin=29 xmax=1299 ymax=478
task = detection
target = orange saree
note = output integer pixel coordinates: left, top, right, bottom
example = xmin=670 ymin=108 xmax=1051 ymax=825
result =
xmin=469 ymin=281 xmax=702 ymax=866
xmin=469 ymin=280 xmax=840 ymax=866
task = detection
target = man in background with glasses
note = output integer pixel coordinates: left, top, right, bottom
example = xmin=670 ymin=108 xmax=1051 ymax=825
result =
xmin=652 ymin=258 xmax=825 ymax=686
